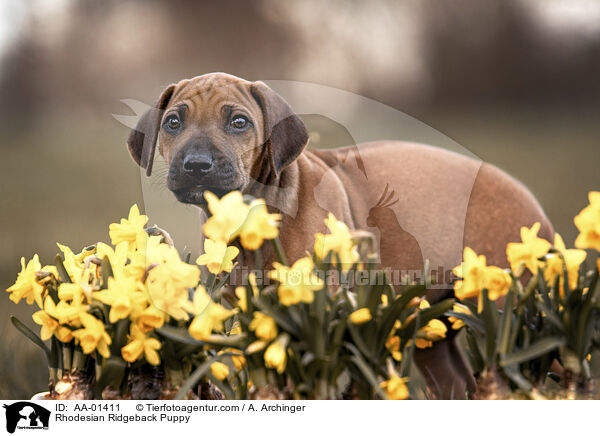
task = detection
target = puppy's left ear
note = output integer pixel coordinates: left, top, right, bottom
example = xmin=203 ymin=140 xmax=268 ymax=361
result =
xmin=251 ymin=81 xmax=309 ymax=176
xmin=127 ymin=84 xmax=176 ymax=176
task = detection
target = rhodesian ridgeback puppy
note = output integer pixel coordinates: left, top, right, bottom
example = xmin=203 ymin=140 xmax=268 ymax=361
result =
xmin=127 ymin=72 xmax=553 ymax=399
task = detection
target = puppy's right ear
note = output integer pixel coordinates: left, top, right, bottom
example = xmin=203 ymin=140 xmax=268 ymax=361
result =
xmin=127 ymin=84 xmax=176 ymax=176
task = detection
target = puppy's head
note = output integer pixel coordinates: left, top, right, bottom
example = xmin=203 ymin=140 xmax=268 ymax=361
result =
xmin=127 ymin=73 xmax=309 ymax=205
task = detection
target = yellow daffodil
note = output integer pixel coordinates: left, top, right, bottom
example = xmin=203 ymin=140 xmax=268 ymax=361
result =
xmin=210 ymin=362 xmax=230 ymax=381
xmin=187 ymin=287 xmax=235 ymax=340
xmin=483 ymin=266 xmax=512 ymax=301
xmin=126 ymin=235 xmax=170 ymax=280
xmin=94 ymin=276 xmax=147 ymax=323
xmin=235 ymin=273 xmax=260 ymax=312
xmin=134 ymin=305 xmax=165 ymax=332
xmin=145 ymin=261 xmax=198 ymax=320
xmin=268 ymin=257 xmax=324 ymax=306
xmin=249 ymin=312 xmax=278 ymax=341
xmin=55 ymin=326 xmax=74 ymax=343
xmin=121 ymin=324 xmax=161 ymax=365
xmin=230 ymin=351 xmax=246 ymax=371
xmin=45 ymin=296 xmax=88 ymax=326
xmin=314 ymin=213 xmax=359 ymax=270
xmin=96 ymin=241 xmax=130 ymax=279
xmin=506 ymin=222 xmax=552 ymax=274
xmin=544 ymin=233 xmax=587 ymax=296
xmin=380 ymin=375 xmax=409 ymax=400
xmin=246 ymin=340 xmax=268 ymax=354
xmin=108 ymin=204 xmax=148 ymax=251
xmin=453 ymin=247 xmax=487 ymax=300
xmin=235 ymin=286 xmax=248 ymax=311
xmin=415 ymin=319 xmax=447 ymax=349
xmin=385 ymin=336 xmax=403 ymax=361
xmin=56 ymin=243 xmax=83 ymax=281
xmin=574 ymin=191 xmax=600 ymax=251
xmin=448 ymin=303 xmax=473 ymax=330
xmin=32 ymin=298 xmax=59 ymax=340
xmin=350 ymin=308 xmax=372 ymax=324
xmin=239 ymin=199 xmax=280 ymax=250
xmin=160 ymin=249 xmax=201 ymax=289
xmin=57 ymin=283 xmax=85 ymax=302
xmin=203 ymin=191 xmax=250 ymax=242
xmin=264 ymin=340 xmax=287 ymax=374
xmin=7 ymin=255 xmax=44 ymax=307
xmin=71 ymin=312 xmax=112 ymax=358
xmin=196 ymin=239 xmax=239 ymax=275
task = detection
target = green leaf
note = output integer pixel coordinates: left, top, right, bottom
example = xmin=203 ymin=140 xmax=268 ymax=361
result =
xmin=378 ymin=284 xmax=427 ymax=339
xmin=497 ymin=290 xmax=515 ymax=355
xmin=93 ymin=356 xmax=127 ymax=399
xmin=55 ymin=254 xmax=72 ymax=283
xmin=175 ymin=355 xmax=220 ymax=400
xmin=254 ymin=299 xmax=300 ymax=337
xmin=156 ymin=325 xmax=247 ymax=349
xmin=502 ymin=364 xmax=532 ymax=392
xmin=347 ymin=322 xmax=377 ymax=365
xmin=10 ymin=316 xmax=51 ymax=362
xmin=534 ymin=300 xmax=564 ymax=332
xmin=345 ymin=343 xmax=387 ymax=399
xmin=445 ymin=310 xmax=485 ymax=335
xmin=465 ymin=330 xmax=485 ymax=374
xmin=481 ymin=289 xmax=498 ymax=364
xmin=500 ymin=336 xmax=566 ymax=367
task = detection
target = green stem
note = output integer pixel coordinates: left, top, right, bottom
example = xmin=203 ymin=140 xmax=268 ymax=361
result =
xmin=271 ymin=237 xmax=288 ymax=266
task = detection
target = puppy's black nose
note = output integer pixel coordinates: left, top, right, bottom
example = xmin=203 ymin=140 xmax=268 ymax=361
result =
xmin=183 ymin=153 xmax=213 ymax=174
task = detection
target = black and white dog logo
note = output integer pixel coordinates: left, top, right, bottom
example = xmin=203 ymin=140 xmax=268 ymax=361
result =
xmin=3 ymin=402 xmax=50 ymax=433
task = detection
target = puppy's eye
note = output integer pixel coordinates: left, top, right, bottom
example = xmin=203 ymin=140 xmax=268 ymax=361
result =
xmin=164 ymin=114 xmax=181 ymax=131
xmin=230 ymin=115 xmax=249 ymax=130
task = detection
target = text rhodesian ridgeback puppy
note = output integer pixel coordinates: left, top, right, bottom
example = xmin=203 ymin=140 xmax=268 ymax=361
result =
xmin=127 ymin=72 xmax=553 ymax=399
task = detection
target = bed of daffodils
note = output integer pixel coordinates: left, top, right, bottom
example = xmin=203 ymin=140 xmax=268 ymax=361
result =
xmin=6 ymin=191 xmax=600 ymax=399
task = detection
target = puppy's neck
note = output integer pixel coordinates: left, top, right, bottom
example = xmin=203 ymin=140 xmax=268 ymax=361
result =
xmin=243 ymin=161 xmax=300 ymax=217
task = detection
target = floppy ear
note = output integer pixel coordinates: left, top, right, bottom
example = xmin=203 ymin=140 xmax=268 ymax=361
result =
xmin=127 ymin=84 xmax=176 ymax=176
xmin=250 ymin=81 xmax=309 ymax=176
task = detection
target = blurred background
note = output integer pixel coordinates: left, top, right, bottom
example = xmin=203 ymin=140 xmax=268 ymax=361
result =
xmin=1 ymin=0 xmax=599 ymax=398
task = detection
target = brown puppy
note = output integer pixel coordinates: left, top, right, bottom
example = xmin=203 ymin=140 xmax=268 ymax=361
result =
xmin=127 ymin=72 xmax=553 ymax=399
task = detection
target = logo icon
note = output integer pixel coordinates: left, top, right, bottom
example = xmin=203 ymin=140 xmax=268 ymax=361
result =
xmin=3 ymin=402 xmax=50 ymax=433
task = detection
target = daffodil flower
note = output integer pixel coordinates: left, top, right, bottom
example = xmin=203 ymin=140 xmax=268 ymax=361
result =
xmin=32 ymin=298 xmax=59 ymax=340
xmin=239 ymin=199 xmax=280 ymax=250
xmin=448 ymin=303 xmax=473 ymax=330
xmin=350 ymin=308 xmax=372 ymax=324
xmin=483 ymin=266 xmax=512 ymax=301
xmin=574 ymin=191 xmax=600 ymax=251
xmin=71 ymin=312 xmax=112 ymax=358
xmin=210 ymin=362 xmax=230 ymax=381
xmin=415 ymin=319 xmax=447 ymax=349
xmin=196 ymin=239 xmax=239 ymax=275
xmin=453 ymin=247 xmax=488 ymax=300
xmin=108 ymin=204 xmax=148 ymax=251
xmin=380 ymin=375 xmax=409 ymax=400
xmin=268 ymin=257 xmax=324 ymax=306
xmin=314 ymin=213 xmax=359 ymax=270
xmin=203 ymin=191 xmax=250 ymax=242
xmin=219 ymin=348 xmax=246 ymax=371
xmin=385 ymin=335 xmax=403 ymax=361
xmin=134 ymin=305 xmax=165 ymax=332
xmin=264 ymin=338 xmax=287 ymax=374
xmin=7 ymin=255 xmax=44 ymax=307
xmin=187 ymin=287 xmax=235 ymax=340
xmin=121 ymin=324 xmax=161 ymax=365
xmin=94 ymin=276 xmax=147 ymax=323
xmin=544 ymin=233 xmax=587 ymax=296
xmin=249 ymin=312 xmax=278 ymax=341
xmin=506 ymin=222 xmax=552 ymax=274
